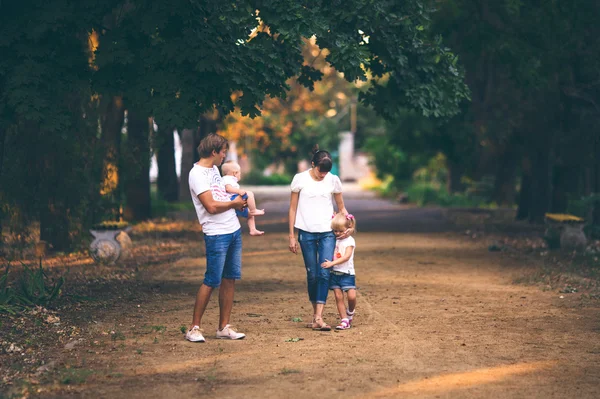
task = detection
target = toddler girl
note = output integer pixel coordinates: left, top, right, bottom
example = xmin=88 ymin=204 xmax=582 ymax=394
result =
xmin=321 ymin=212 xmax=357 ymax=330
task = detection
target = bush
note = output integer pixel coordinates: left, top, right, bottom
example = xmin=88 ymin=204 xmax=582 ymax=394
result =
xmin=406 ymin=182 xmax=445 ymax=206
xmin=243 ymin=172 xmax=292 ymax=186
xmin=0 ymin=266 xmax=19 ymax=314
xmin=17 ymin=261 xmax=64 ymax=307
xmin=405 ymin=182 xmax=486 ymax=207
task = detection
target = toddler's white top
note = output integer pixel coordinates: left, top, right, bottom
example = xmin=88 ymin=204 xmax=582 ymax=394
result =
xmin=333 ymin=236 xmax=356 ymax=275
xmin=189 ymin=164 xmax=240 ymax=235
xmin=291 ymin=169 xmax=343 ymax=233
xmin=222 ymin=175 xmax=240 ymax=190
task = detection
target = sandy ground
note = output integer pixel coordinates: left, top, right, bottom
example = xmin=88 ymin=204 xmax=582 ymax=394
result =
xmin=3 ymin=186 xmax=600 ymax=398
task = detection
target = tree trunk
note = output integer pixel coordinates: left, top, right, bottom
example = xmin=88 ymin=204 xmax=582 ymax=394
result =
xmin=157 ymin=127 xmax=178 ymax=202
xmin=528 ymin=144 xmax=552 ymax=224
xmin=516 ymin=158 xmax=532 ymax=221
xmin=0 ymin=125 xmax=5 ymax=179
xmin=100 ymin=96 xmax=124 ymax=221
xmin=195 ymin=115 xmax=218 ymax=157
xmin=178 ymin=128 xmax=195 ymax=201
xmin=492 ymin=133 xmax=519 ymax=206
xmin=39 ymin=197 xmax=70 ymax=252
xmin=550 ymin=165 xmax=569 ymax=213
xmin=123 ymin=111 xmax=151 ymax=221
xmin=593 ymin=135 xmax=600 ymax=226
xmin=0 ymin=125 xmax=5 ymax=253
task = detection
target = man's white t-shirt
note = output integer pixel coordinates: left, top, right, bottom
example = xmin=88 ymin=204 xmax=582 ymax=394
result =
xmin=332 ymin=236 xmax=356 ymax=275
xmin=222 ymin=175 xmax=240 ymax=191
xmin=291 ymin=169 xmax=343 ymax=233
xmin=189 ymin=164 xmax=240 ymax=236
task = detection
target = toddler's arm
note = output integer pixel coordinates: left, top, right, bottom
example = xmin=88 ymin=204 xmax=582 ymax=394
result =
xmin=321 ymin=246 xmax=354 ymax=268
xmin=224 ymin=184 xmax=246 ymax=196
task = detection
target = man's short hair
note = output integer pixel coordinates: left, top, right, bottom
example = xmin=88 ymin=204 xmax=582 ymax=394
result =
xmin=197 ymin=133 xmax=229 ymax=158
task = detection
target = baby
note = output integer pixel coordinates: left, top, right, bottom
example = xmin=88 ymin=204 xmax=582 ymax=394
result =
xmin=221 ymin=161 xmax=265 ymax=236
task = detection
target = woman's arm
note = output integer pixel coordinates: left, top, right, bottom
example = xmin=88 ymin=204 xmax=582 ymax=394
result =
xmin=321 ymin=246 xmax=354 ymax=268
xmin=333 ymin=193 xmax=348 ymax=215
xmin=333 ymin=192 xmax=354 ymax=239
xmin=288 ymin=191 xmax=300 ymax=254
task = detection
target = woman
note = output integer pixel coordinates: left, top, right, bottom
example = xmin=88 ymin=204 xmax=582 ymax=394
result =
xmin=288 ymin=149 xmax=350 ymax=331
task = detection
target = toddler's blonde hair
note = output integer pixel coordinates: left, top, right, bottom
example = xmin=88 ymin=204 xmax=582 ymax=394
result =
xmin=331 ymin=212 xmax=356 ymax=232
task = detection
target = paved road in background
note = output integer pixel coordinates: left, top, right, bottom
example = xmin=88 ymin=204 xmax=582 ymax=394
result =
xmin=245 ymin=183 xmax=457 ymax=234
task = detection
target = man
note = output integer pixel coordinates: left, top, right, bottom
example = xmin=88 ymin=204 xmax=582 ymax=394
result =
xmin=186 ymin=133 xmax=248 ymax=342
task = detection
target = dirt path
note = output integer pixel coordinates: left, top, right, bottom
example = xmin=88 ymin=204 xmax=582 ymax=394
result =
xmin=6 ymin=187 xmax=600 ymax=398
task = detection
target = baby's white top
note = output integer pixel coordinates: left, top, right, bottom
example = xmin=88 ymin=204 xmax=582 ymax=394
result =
xmin=222 ymin=175 xmax=240 ymax=190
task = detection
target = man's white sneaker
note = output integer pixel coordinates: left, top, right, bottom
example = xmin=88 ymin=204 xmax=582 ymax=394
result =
xmin=185 ymin=326 xmax=206 ymax=342
xmin=216 ymin=324 xmax=246 ymax=340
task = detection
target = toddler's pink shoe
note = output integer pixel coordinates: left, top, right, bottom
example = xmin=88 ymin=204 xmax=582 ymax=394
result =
xmin=336 ymin=318 xmax=351 ymax=330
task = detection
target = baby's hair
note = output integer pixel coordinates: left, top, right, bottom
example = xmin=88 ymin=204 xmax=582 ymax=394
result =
xmin=331 ymin=212 xmax=356 ymax=232
xmin=311 ymin=145 xmax=332 ymax=173
xmin=221 ymin=160 xmax=240 ymax=176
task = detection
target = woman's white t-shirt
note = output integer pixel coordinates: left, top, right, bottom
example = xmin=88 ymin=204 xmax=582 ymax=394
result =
xmin=333 ymin=236 xmax=356 ymax=275
xmin=189 ymin=164 xmax=240 ymax=236
xmin=291 ymin=169 xmax=343 ymax=233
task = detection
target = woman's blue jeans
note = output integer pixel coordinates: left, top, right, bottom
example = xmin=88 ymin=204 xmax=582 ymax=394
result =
xmin=298 ymin=230 xmax=335 ymax=304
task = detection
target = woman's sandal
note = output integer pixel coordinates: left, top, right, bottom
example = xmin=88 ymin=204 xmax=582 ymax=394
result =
xmin=312 ymin=317 xmax=331 ymax=331
xmin=306 ymin=318 xmax=317 ymax=329
xmin=336 ymin=318 xmax=351 ymax=330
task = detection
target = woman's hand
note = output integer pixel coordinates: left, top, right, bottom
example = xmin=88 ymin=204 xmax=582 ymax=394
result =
xmin=288 ymin=236 xmax=298 ymax=254
xmin=336 ymin=227 xmax=354 ymax=240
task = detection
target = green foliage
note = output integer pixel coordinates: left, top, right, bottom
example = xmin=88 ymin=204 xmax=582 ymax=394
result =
xmin=0 ymin=0 xmax=468 ymax=252
xmin=59 ymin=368 xmax=95 ymax=385
xmin=405 ymin=182 xmax=484 ymax=207
xmin=150 ymin=188 xmax=194 ymax=218
xmin=568 ymin=194 xmax=600 ymax=219
xmin=243 ymin=172 xmax=292 ymax=186
xmin=0 ymin=262 xmax=67 ymax=312
xmin=0 ymin=266 xmax=19 ymax=315
xmin=17 ymin=261 xmax=64 ymax=307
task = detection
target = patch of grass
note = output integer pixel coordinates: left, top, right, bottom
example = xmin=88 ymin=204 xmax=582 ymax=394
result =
xmin=59 ymin=368 xmax=94 ymax=385
xmin=291 ymin=317 xmax=303 ymax=322
xmin=280 ymin=368 xmax=301 ymax=375
xmin=151 ymin=190 xmax=195 ymax=217
xmin=17 ymin=261 xmax=65 ymax=307
xmin=111 ymin=330 xmax=126 ymax=341
xmin=180 ymin=325 xmax=187 ymax=334
xmin=149 ymin=325 xmax=166 ymax=333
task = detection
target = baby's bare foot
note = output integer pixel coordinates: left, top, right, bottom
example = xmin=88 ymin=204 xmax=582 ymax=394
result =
xmin=249 ymin=229 xmax=265 ymax=236
xmin=249 ymin=209 xmax=265 ymax=216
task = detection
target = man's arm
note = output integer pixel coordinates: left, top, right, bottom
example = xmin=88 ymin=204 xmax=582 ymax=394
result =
xmin=198 ymin=191 xmax=246 ymax=214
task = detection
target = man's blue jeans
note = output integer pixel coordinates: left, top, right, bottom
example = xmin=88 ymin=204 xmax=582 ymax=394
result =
xmin=298 ymin=230 xmax=335 ymax=304
xmin=203 ymin=228 xmax=242 ymax=287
